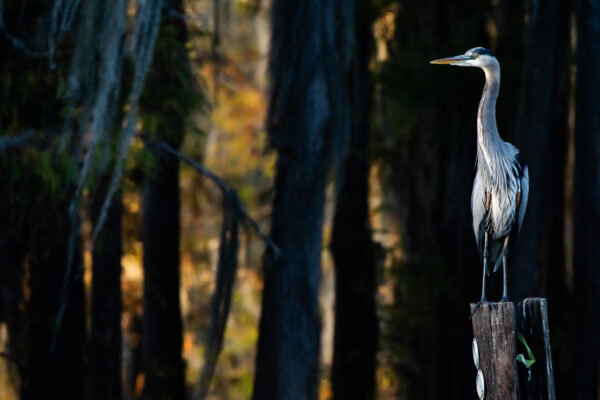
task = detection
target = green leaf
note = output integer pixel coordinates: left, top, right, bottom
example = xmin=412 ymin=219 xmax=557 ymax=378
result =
xmin=517 ymin=334 xmax=536 ymax=369
xmin=517 ymin=334 xmax=535 ymax=359
xmin=517 ymin=354 xmax=536 ymax=369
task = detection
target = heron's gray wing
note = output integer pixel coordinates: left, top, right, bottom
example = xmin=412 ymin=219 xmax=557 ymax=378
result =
xmin=517 ymin=164 xmax=529 ymax=231
xmin=471 ymin=171 xmax=486 ymax=255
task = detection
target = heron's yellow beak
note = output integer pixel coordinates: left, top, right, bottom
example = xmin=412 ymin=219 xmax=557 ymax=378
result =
xmin=430 ymin=54 xmax=473 ymax=64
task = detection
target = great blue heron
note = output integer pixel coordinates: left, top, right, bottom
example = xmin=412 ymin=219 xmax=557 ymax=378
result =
xmin=430 ymin=47 xmax=529 ymax=318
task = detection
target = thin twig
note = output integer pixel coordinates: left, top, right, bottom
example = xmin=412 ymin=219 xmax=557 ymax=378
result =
xmin=0 ymin=129 xmax=34 ymax=150
xmin=157 ymin=141 xmax=281 ymax=259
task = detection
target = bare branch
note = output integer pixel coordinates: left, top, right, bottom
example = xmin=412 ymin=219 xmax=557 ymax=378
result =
xmin=157 ymin=141 xmax=281 ymax=259
xmin=0 ymin=129 xmax=34 ymax=150
xmin=196 ymin=195 xmax=239 ymax=399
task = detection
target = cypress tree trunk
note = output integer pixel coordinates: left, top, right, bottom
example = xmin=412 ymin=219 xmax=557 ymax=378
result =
xmin=0 ymin=191 xmax=85 ymax=400
xmin=140 ymin=3 xmax=190 ymax=399
xmin=0 ymin=1 xmax=86 ymax=398
xmin=253 ymin=1 xmax=354 ymax=399
xmin=142 ymin=142 xmax=185 ymax=400
xmin=330 ymin=1 xmax=377 ymax=398
xmin=21 ymin=202 xmax=86 ymax=400
xmin=91 ymin=182 xmax=123 ymax=400
xmin=253 ymin=157 xmax=329 ymax=400
xmin=571 ymin=1 xmax=600 ymax=397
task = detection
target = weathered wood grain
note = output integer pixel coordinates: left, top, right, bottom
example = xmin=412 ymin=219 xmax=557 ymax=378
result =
xmin=517 ymin=298 xmax=556 ymax=400
xmin=470 ymin=302 xmax=519 ymax=400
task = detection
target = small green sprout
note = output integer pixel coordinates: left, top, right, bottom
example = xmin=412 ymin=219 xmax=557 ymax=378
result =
xmin=517 ymin=334 xmax=536 ymax=369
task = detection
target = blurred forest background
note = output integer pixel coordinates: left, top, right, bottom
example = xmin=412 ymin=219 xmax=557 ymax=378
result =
xmin=0 ymin=0 xmax=599 ymax=399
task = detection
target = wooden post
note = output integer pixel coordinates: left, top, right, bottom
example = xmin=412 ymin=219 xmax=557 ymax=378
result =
xmin=470 ymin=302 xmax=519 ymax=400
xmin=516 ymin=298 xmax=556 ymax=400
xmin=470 ymin=298 xmax=556 ymax=400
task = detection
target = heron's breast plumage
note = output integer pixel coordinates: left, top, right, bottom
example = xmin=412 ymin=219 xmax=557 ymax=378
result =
xmin=489 ymin=184 xmax=518 ymax=238
xmin=472 ymin=143 xmax=524 ymax=241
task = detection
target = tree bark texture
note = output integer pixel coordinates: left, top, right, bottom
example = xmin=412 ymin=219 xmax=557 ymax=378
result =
xmin=571 ymin=1 xmax=600 ymax=398
xmin=253 ymin=1 xmax=355 ymax=399
xmin=331 ymin=1 xmax=378 ymax=399
xmin=91 ymin=181 xmax=123 ymax=400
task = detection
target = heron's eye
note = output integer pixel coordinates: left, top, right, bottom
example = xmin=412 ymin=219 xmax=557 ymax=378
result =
xmin=473 ymin=54 xmax=479 ymax=59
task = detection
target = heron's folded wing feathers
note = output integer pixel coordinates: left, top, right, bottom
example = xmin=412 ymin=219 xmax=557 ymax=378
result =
xmin=517 ymin=163 xmax=529 ymax=232
xmin=471 ymin=172 xmax=486 ymax=253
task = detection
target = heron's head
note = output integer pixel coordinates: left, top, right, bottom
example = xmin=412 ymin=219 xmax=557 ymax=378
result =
xmin=430 ymin=47 xmax=498 ymax=71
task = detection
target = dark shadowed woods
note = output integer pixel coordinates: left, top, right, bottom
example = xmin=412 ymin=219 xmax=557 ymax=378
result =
xmin=0 ymin=0 xmax=599 ymax=399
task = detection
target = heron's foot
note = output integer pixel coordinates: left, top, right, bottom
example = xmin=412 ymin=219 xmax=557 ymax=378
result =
xmin=469 ymin=298 xmax=494 ymax=319
xmin=500 ymin=296 xmax=509 ymax=302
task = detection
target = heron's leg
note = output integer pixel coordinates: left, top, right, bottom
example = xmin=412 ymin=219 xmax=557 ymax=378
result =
xmin=482 ymin=231 xmax=490 ymax=298
xmin=470 ymin=231 xmax=491 ymax=319
xmin=500 ymin=236 xmax=510 ymax=302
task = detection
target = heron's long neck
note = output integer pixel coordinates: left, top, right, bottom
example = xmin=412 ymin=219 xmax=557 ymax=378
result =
xmin=477 ymin=66 xmax=503 ymax=174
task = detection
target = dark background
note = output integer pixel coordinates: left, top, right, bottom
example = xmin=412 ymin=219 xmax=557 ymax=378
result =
xmin=0 ymin=0 xmax=598 ymax=399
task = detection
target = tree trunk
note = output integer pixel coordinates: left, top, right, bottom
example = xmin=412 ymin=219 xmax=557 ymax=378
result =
xmin=91 ymin=181 xmax=123 ymax=400
xmin=253 ymin=1 xmax=354 ymax=399
xmin=330 ymin=1 xmax=378 ymax=398
xmin=253 ymin=157 xmax=329 ymax=400
xmin=0 ymin=1 xmax=86 ymax=398
xmin=571 ymin=1 xmax=600 ymax=398
xmin=140 ymin=3 xmax=190 ymax=399
xmin=142 ymin=143 xmax=185 ymax=400
xmin=21 ymin=202 xmax=86 ymax=400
